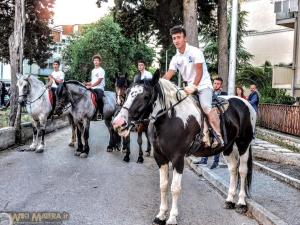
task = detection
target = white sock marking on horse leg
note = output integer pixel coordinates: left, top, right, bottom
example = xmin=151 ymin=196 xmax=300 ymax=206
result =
xmin=167 ymin=168 xmax=182 ymax=225
xmin=238 ymin=148 xmax=249 ymax=205
xmin=224 ymin=152 xmax=238 ymax=203
xmin=156 ymin=164 xmax=169 ymax=221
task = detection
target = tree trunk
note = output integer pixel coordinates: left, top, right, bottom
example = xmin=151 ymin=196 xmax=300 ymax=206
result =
xmin=9 ymin=0 xmax=25 ymax=143
xmin=183 ymin=0 xmax=198 ymax=47
xmin=217 ymin=0 xmax=229 ymax=92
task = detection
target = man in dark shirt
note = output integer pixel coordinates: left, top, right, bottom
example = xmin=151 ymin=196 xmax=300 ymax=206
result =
xmin=193 ymin=77 xmax=227 ymax=169
xmin=248 ymin=84 xmax=259 ymax=113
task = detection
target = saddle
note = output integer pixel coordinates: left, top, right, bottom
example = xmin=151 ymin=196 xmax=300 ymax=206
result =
xmin=187 ymin=93 xmax=229 ymax=156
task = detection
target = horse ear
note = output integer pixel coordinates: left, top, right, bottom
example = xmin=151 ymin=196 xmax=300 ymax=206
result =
xmin=151 ymin=69 xmax=160 ymax=85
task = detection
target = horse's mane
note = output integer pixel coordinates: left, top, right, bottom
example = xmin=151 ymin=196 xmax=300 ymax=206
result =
xmin=157 ymin=79 xmax=188 ymax=110
xmin=65 ymin=80 xmax=87 ymax=89
xmin=22 ymin=74 xmax=44 ymax=87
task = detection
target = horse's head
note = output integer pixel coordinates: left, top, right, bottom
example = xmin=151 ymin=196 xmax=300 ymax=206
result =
xmin=17 ymin=74 xmax=31 ymax=106
xmin=114 ymin=73 xmax=130 ymax=106
xmin=55 ymin=82 xmax=69 ymax=115
xmin=112 ymin=69 xmax=160 ymax=137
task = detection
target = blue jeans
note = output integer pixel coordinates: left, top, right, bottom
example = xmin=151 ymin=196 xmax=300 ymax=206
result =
xmin=202 ymin=154 xmax=220 ymax=163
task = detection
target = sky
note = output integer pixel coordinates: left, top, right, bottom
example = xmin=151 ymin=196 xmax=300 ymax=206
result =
xmin=53 ymin=0 xmax=115 ymax=25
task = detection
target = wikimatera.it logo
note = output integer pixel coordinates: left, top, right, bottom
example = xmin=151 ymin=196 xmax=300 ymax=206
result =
xmin=0 ymin=211 xmax=70 ymax=225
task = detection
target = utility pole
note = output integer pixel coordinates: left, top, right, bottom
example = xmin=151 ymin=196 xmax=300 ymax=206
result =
xmin=228 ymin=0 xmax=239 ymax=95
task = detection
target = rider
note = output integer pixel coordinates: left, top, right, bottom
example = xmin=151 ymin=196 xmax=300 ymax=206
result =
xmin=47 ymin=60 xmax=65 ymax=93
xmin=84 ymin=54 xmax=105 ymax=120
xmin=134 ymin=59 xmax=153 ymax=82
xmin=163 ymin=25 xmax=224 ymax=149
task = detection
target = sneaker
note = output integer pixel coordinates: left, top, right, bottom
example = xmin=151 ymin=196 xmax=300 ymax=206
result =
xmin=194 ymin=158 xmax=207 ymax=165
xmin=210 ymin=161 xmax=219 ymax=169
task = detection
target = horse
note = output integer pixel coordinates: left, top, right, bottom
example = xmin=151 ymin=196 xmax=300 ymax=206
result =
xmin=17 ymin=74 xmax=76 ymax=152
xmin=112 ymin=70 xmax=256 ymax=225
xmin=115 ymin=73 xmax=151 ymax=163
xmin=55 ymin=80 xmax=119 ymax=158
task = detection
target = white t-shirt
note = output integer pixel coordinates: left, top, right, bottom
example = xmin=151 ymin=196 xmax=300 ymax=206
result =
xmin=91 ymin=67 xmax=105 ymax=90
xmin=51 ymin=71 xmax=65 ymax=88
xmin=169 ymin=43 xmax=212 ymax=90
xmin=141 ymin=70 xmax=153 ymax=80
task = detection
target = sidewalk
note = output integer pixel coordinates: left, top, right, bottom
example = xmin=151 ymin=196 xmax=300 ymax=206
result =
xmin=187 ymin=156 xmax=300 ymax=225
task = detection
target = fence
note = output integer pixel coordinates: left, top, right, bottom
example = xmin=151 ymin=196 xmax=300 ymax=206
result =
xmin=258 ymin=103 xmax=300 ymax=137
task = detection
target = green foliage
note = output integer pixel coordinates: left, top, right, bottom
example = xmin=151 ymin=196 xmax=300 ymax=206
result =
xmin=203 ymin=10 xmax=253 ymax=74
xmin=237 ymin=61 xmax=295 ymax=105
xmin=0 ymin=0 xmax=54 ymax=67
xmin=63 ymin=17 xmax=155 ymax=90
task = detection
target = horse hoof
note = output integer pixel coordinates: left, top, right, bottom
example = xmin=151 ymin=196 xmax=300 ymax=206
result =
xmin=74 ymin=151 xmax=81 ymax=156
xmin=153 ymin=217 xmax=166 ymax=225
xmin=68 ymin=142 xmax=75 ymax=147
xmin=224 ymin=201 xmax=235 ymax=209
xmin=146 ymin=151 xmax=151 ymax=157
xmin=115 ymin=146 xmax=121 ymax=151
xmin=79 ymin=153 xmax=88 ymax=158
xmin=235 ymin=204 xmax=247 ymax=214
xmin=29 ymin=145 xmax=37 ymax=151
xmin=107 ymin=147 xmax=113 ymax=152
xmin=136 ymin=157 xmax=144 ymax=164
xmin=123 ymin=156 xmax=130 ymax=162
xmin=122 ymin=148 xmax=127 ymax=153
xmin=35 ymin=148 xmax=44 ymax=153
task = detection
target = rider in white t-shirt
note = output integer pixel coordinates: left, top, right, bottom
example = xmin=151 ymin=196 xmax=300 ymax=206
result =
xmin=163 ymin=26 xmax=224 ymax=149
xmin=134 ymin=59 xmax=153 ymax=82
xmin=84 ymin=54 xmax=105 ymax=120
xmin=47 ymin=60 xmax=65 ymax=91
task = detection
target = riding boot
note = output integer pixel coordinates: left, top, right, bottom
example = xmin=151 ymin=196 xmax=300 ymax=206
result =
xmin=207 ymin=109 xmax=224 ymax=149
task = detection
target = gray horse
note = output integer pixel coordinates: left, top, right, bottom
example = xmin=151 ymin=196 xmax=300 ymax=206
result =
xmin=17 ymin=74 xmax=76 ymax=152
xmin=55 ymin=80 xmax=119 ymax=158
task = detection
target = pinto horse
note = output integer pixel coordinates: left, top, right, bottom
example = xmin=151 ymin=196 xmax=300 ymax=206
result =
xmin=113 ymin=70 xmax=256 ymax=225
xmin=17 ymin=74 xmax=76 ymax=152
xmin=115 ymin=73 xmax=152 ymax=163
xmin=55 ymin=81 xmax=119 ymax=158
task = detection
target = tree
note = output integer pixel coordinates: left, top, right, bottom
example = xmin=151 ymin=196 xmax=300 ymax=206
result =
xmin=0 ymin=0 xmax=54 ymax=67
xmin=217 ymin=0 xmax=228 ymax=91
xmin=183 ymin=0 xmax=198 ymax=47
xmin=63 ymin=17 xmax=155 ymax=90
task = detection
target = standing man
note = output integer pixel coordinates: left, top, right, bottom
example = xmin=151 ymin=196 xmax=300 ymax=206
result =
xmin=248 ymin=84 xmax=259 ymax=113
xmin=47 ymin=60 xmax=65 ymax=93
xmin=194 ymin=77 xmax=227 ymax=169
xmin=134 ymin=59 xmax=152 ymax=82
xmin=163 ymin=25 xmax=224 ymax=149
xmin=85 ymin=54 xmax=105 ymax=120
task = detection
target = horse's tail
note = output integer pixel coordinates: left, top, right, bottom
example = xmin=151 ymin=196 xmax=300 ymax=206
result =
xmin=245 ymin=145 xmax=253 ymax=197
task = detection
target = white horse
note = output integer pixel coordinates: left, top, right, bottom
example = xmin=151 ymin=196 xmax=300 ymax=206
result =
xmin=17 ymin=74 xmax=76 ymax=152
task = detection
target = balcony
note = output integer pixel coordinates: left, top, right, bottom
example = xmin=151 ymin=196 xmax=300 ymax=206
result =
xmin=275 ymin=0 xmax=298 ymax=28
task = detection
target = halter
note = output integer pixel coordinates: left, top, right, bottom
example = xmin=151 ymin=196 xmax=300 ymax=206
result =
xmin=18 ymin=76 xmax=48 ymax=105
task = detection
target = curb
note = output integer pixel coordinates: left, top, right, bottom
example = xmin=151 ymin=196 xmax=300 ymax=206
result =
xmin=186 ymin=158 xmax=288 ymax=225
xmin=253 ymin=161 xmax=300 ymax=190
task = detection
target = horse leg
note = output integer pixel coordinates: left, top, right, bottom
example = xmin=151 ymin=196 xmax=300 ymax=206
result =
xmin=30 ymin=120 xmax=38 ymax=151
xmin=79 ymin=119 xmax=90 ymax=158
xmin=104 ymin=119 xmax=114 ymax=152
xmin=166 ymin=158 xmax=184 ymax=225
xmin=223 ymin=145 xmax=238 ymax=210
xmin=136 ymin=131 xmax=144 ymax=163
xmin=153 ymin=164 xmax=169 ymax=225
xmin=235 ymin=142 xmax=252 ymax=214
xmin=75 ymin=125 xmax=83 ymax=156
xmin=123 ymin=136 xmax=130 ymax=162
xmin=68 ymin=115 xmax=76 ymax=147
xmin=36 ymin=117 xmax=47 ymax=153
xmin=145 ymin=129 xmax=151 ymax=156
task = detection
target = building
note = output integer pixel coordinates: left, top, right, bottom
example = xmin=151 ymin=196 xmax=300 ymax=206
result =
xmin=242 ymin=0 xmax=300 ymax=97
xmin=0 ymin=24 xmax=86 ymax=81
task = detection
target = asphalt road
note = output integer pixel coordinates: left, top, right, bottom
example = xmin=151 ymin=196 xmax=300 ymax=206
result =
xmin=0 ymin=122 xmax=258 ymax=225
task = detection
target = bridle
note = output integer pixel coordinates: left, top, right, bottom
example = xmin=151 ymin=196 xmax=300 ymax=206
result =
xmin=18 ymin=76 xmax=48 ymax=105
xmin=56 ymin=82 xmax=88 ymax=112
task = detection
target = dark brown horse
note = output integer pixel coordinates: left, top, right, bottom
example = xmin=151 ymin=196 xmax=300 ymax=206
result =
xmin=115 ymin=73 xmax=151 ymax=163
